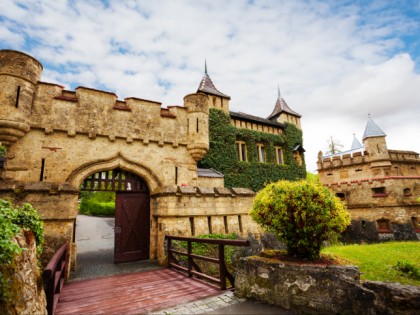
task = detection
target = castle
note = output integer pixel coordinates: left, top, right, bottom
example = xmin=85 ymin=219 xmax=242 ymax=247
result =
xmin=317 ymin=117 xmax=420 ymax=242
xmin=0 ymin=49 xmax=305 ymax=268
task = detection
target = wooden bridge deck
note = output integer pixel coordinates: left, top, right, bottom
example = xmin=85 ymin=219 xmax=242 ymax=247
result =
xmin=55 ymin=269 xmax=221 ymax=315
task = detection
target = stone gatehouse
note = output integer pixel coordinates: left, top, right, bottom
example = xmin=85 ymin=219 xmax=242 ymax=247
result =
xmin=0 ymin=49 xmax=305 ymax=268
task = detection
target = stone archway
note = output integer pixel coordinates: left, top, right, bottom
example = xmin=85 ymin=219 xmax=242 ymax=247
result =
xmin=79 ymin=168 xmax=150 ymax=263
xmin=67 ymin=154 xmax=161 ymax=277
xmin=67 ymin=152 xmax=161 ymax=193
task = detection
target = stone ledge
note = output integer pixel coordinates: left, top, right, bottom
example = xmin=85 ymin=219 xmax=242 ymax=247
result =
xmin=235 ymin=256 xmax=420 ymax=314
xmin=152 ymin=186 xmax=255 ymax=198
xmin=0 ymin=181 xmax=78 ymax=194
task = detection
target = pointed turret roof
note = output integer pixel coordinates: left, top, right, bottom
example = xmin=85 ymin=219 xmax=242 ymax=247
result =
xmin=351 ymin=134 xmax=363 ymax=150
xmin=362 ymin=115 xmax=386 ymax=140
xmin=267 ymin=86 xmax=301 ymax=120
xmin=197 ymin=61 xmax=230 ymax=99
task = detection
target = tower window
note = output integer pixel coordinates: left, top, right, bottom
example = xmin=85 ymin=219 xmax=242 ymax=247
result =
xmin=377 ymin=219 xmax=391 ymax=233
xmin=15 ymin=86 xmax=21 ymax=108
xmin=403 ymin=188 xmax=412 ymax=196
xmin=336 ymin=193 xmax=346 ymax=201
xmin=371 ymin=187 xmax=387 ymax=197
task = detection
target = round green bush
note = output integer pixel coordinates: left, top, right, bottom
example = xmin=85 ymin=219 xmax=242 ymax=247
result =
xmin=250 ymin=180 xmax=350 ymax=260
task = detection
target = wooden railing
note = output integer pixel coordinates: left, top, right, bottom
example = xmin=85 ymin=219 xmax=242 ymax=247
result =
xmin=166 ymin=235 xmax=249 ymax=290
xmin=43 ymin=243 xmax=68 ymax=315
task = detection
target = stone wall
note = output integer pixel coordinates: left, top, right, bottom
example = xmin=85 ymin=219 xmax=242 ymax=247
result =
xmin=151 ymin=185 xmax=260 ymax=263
xmin=0 ymin=230 xmax=47 ymax=315
xmin=235 ymin=256 xmax=420 ymax=314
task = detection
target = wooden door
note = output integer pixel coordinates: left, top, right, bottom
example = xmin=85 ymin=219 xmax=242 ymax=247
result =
xmin=114 ymin=192 xmax=150 ymax=263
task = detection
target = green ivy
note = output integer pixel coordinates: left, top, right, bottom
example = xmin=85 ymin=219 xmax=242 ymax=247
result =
xmin=0 ymin=199 xmax=44 ymax=304
xmin=199 ymin=109 xmax=306 ymax=191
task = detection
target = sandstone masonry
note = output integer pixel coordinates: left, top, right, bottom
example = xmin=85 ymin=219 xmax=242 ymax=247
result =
xmin=317 ymin=117 xmax=420 ymax=241
xmin=0 ymin=49 xmax=304 ymax=270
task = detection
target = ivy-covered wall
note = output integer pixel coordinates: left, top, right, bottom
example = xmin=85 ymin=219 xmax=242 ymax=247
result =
xmin=199 ymin=109 xmax=306 ymax=191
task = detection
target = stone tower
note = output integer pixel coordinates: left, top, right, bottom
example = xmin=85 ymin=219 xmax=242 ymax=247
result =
xmin=362 ymin=116 xmax=391 ymax=174
xmin=184 ymin=93 xmax=210 ymax=161
xmin=0 ymin=50 xmax=43 ymax=146
xmin=267 ymin=87 xmax=301 ymax=129
xmin=196 ymin=62 xmax=230 ymax=113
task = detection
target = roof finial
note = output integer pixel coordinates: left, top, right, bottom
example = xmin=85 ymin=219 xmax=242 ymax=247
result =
xmin=277 ymin=85 xmax=281 ymax=99
xmin=204 ymin=59 xmax=208 ymax=75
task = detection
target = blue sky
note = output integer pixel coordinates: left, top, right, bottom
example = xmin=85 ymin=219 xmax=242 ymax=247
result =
xmin=1 ymin=0 xmax=420 ymax=172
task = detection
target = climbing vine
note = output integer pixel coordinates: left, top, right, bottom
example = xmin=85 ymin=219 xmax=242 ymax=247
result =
xmin=199 ymin=109 xmax=306 ymax=191
xmin=0 ymin=199 xmax=44 ymax=303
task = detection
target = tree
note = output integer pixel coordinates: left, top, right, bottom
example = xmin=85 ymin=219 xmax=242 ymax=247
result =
xmin=250 ymin=180 xmax=350 ymax=260
xmin=325 ymin=136 xmax=343 ymax=155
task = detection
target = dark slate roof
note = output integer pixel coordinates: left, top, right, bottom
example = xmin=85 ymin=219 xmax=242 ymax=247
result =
xmin=229 ymin=111 xmax=285 ymax=128
xmin=197 ymin=168 xmax=224 ymax=178
xmin=351 ymin=134 xmax=363 ymax=150
xmin=197 ymin=62 xmax=230 ymax=99
xmin=267 ymin=88 xmax=301 ymax=119
xmin=362 ymin=116 xmax=386 ymax=140
xmin=293 ymin=144 xmax=306 ymax=152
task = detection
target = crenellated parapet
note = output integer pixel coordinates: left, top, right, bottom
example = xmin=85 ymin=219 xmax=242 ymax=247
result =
xmin=317 ymin=150 xmax=367 ymax=170
xmin=28 ymin=82 xmax=191 ymax=148
xmin=0 ymin=50 xmax=212 ymax=157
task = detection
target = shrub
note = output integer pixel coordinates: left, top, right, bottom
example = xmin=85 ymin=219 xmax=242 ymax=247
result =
xmin=0 ymin=145 xmax=6 ymax=158
xmin=79 ymin=199 xmax=115 ymax=216
xmin=0 ymin=200 xmax=44 ymax=262
xmin=250 ymin=180 xmax=350 ymax=260
xmin=394 ymin=260 xmax=420 ymax=280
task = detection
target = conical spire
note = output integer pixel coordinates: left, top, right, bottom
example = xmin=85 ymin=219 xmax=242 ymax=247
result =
xmin=362 ymin=115 xmax=386 ymax=140
xmin=267 ymin=86 xmax=301 ymax=120
xmin=197 ymin=61 xmax=230 ymax=99
xmin=351 ymin=133 xmax=363 ymax=150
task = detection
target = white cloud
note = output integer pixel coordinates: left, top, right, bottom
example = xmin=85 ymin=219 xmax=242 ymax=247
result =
xmin=0 ymin=0 xmax=419 ymax=173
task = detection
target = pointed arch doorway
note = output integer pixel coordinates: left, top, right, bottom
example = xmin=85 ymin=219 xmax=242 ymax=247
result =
xmin=80 ymin=168 xmax=150 ymax=263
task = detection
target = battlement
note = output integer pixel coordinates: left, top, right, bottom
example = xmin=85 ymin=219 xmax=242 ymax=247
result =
xmin=317 ymin=150 xmax=367 ymax=170
xmin=325 ymin=175 xmax=420 ymax=188
xmin=28 ymin=81 xmax=193 ymax=146
xmin=389 ymin=150 xmax=420 ymax=161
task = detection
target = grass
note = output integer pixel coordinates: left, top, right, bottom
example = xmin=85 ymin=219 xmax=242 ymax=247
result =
xmin=322 ymin=242 xmax=420 ymax=286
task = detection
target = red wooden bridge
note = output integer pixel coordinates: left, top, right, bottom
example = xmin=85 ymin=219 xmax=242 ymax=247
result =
xmin=45 ymin=237 xmax=249 ymax=314
xmin=55 ymin=269 xmax=220 ymax=315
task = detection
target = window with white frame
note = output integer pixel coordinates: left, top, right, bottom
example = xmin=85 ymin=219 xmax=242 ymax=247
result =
xmin=257 ymin=143 xmax=266 ymax=162
xmin=236 ymin=141 xmax=247 ymax=161
xmin=274 ymin=146 xmax=283 ymax=164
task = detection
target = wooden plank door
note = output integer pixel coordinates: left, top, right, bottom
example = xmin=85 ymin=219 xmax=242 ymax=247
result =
xmin=114 ymin=192 xmax=150 ymax=263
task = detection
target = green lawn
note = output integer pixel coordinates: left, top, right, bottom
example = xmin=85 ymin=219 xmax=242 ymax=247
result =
xmin=322 ymin=242 xmax=420 ymax=286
